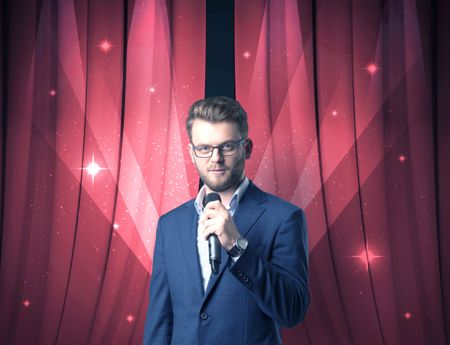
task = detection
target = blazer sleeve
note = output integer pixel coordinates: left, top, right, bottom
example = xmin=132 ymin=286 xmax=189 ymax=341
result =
xmin=229 ymin=208 xmax=309 ymax=328
xmin=143 ymin=219 xmax=173 ymax=344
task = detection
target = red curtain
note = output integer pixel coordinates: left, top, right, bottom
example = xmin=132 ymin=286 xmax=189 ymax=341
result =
xmin=1 ymin=0 xmax=449 ymax=345
xmin=0 ymin=0 xmax=205 ymax=344
xmin=235 ymin=1 xmax=450 ymax=344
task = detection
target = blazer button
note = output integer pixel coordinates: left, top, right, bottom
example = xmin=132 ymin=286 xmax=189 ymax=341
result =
xmin=200 ymin=312 xmax=208 ymax=320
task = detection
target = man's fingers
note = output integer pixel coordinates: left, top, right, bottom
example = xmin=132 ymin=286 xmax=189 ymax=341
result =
xmin=203 ymin=200 xmax=225 ymax=212
xmin=202 ymin=208 xmax=219 ymax=220
xmin=201 ymin=218 xmax=226 ymax=239
xmin=203 ymin=202 xmax=228 ymax=220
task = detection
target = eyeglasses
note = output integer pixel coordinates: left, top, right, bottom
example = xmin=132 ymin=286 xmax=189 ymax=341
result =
xmin=191 ymin=138 xmax=247 ymax=158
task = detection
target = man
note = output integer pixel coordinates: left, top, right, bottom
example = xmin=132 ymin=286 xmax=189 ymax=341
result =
xmin=144 ymin=96 xmax=309 ymax=345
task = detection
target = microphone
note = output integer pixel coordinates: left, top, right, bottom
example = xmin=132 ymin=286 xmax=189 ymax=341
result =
xmin=203 ymin=192 xmax=222 ymax=274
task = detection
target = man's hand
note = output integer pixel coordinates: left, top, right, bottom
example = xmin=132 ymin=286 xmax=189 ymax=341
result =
xmin=199 ymin=200 xmax=240 ymax=251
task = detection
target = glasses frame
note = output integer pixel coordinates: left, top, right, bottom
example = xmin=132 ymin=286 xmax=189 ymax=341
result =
xmin=191 ymin=138 xmax=247 ymax=158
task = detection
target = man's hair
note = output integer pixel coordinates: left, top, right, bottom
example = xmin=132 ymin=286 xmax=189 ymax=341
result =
xmin=186 ymin=96 xmax=248 ymax=141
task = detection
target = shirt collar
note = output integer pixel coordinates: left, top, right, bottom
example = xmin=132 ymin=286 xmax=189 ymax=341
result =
xmin=194 ymin=177 xmax=250 ymax=215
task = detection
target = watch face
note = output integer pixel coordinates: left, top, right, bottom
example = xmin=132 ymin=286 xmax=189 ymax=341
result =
xmin=237 ymin=237 xmax=248 ymax=250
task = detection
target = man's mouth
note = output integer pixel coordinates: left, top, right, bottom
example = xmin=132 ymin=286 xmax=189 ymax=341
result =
xmin=209 ymin=168 xmax=226 ymax=174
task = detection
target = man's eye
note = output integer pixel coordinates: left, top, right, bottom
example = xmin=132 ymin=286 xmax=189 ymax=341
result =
xmin=196 ymin=146 xmax=211 ymax=153
xmin=221 ymin=143 xmax=236 ymax=151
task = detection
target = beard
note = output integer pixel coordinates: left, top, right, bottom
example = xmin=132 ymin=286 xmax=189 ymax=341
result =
xmin=196 ymin=154 xmax=245 ymax=193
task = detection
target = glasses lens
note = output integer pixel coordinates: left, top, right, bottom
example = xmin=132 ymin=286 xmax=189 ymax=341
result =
xmin=194 ymin=146 xmax=213 ymax=157
xmin=221 ymin=142 xmax=238 ymax=155
xmin=193 ymin=139 xmax=245 ymax=158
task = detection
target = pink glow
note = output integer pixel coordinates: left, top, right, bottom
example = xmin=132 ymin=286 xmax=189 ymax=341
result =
xmin=22 ymin=299 xmax=31 ymax=307
xmin=242 ymin=51 xmax=251 ymax=59
xmin=367 ymin=63 xmax=378 ymax=74
xmin=49 ymin=89 xmax=57 ymax=96
xmin=399 ymin=154 xmax=407 ymax=162
xmin=99 ymin=39 xmax=112 ymax=52
xmin=351 ymin=247 xmax=384 ymax=271
xmin=404 ymin=312 xmax=412 ymax=319
xmin=331 ymin=110 xmax=338 ymax=116
xmin=126 ymin=314 xmax=134 ymax=323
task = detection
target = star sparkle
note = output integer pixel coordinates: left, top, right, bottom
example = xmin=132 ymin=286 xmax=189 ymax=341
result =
xmin=351 ymin=246 xmax=384 ymax=271
xmin=82 ymin=156 xmax=106 ymax=183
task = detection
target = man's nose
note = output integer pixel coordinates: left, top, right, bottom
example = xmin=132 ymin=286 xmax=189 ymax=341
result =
xmin=210 ymin=147 xmax=224 ymax=162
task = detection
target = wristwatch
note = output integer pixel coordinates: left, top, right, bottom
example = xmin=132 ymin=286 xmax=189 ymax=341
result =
xmin=228 ymin=236 xmax=248 ymax=257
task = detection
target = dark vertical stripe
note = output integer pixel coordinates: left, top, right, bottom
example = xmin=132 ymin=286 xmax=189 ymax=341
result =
xmin=0 ymin=0 xmax=8 ymax=264
xmin=205 ymin=0 xmax=235 ymax=99
xmin=200 ymin=0 xmax=236 ymax=190
xmin=431 ymin=0 xmax=449 ymax=343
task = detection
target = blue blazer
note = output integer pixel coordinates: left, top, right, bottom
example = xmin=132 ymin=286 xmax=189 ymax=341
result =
xmin=144 ymin=182 xmax=309 ymax=345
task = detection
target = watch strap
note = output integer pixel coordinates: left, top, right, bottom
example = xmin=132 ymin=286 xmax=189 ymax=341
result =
xmin=228 ymin=236 xmax=247 ymax=257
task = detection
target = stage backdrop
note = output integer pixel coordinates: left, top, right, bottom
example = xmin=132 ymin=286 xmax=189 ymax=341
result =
xmin=1 ymin=0 xmax=449 ymax=345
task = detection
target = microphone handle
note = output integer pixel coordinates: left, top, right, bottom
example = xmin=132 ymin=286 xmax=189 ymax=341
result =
xmin=209 ymin=234 xmax=221 ymax=274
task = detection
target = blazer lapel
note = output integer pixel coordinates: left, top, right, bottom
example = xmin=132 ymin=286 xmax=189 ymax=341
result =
xmin=201 ymin=182 xmax=267 ymax=303
xmin=178 ymin=202 xmax=204 ymax=298
xmin=233 ymin=187 xmax=267 ymax=238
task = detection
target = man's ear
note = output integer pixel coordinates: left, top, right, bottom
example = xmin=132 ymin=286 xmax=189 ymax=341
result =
xmin=244 ymin=139 xmax=253 ymax=159
xmin=188 ymin=143 xmax=196 ymax=163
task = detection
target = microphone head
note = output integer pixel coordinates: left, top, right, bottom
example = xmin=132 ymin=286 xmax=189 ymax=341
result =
xmin=203 ymin=192 xmax=222 ymax=207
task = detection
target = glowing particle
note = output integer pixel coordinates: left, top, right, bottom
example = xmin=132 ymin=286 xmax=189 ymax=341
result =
xmin=99 ymin=40 xmax=112 ymax=52
xmin=367 ymin=63 xmax=378 ymax=74
xmin=351 ymin=247 xmax=383 ymax=271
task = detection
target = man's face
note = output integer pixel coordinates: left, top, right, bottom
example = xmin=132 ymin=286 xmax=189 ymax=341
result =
xmin=189 ymin=119 xmax=252 ymax=193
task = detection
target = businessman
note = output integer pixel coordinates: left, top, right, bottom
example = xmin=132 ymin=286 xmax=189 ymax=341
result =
xmin=144 ymin=96 xmax=309 ymax=344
